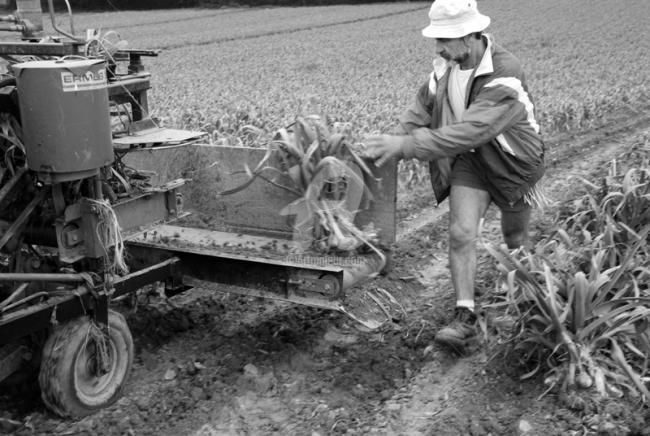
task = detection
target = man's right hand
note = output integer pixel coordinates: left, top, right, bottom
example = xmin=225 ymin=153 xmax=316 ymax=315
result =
xmin=363 ymin=134 xmax=407 ymax=167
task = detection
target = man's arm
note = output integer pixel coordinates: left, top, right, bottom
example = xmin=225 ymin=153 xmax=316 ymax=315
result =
xmin=363 ymin=81 xmax=435 ymax=167
xmin=401 ymin=83 xmax=525 ymax=160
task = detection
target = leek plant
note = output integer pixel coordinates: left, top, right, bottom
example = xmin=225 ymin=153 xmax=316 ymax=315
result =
xmin=219 ymin=112 xmax=382 ymax=258
xmin=486 ymin=155 xmax=650 ymax=402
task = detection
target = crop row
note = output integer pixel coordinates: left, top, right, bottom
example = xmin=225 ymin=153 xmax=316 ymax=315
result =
xmin=36 ymin=0 xmax=648 ymax=143
xmin=64 ymin=3 xmax=423 ymax=50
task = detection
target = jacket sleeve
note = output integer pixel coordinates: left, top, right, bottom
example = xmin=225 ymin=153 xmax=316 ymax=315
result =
xmin=398 ymin=81 xmax=434 ymax=135
xmin=401 ymin=81 xmax=525 ymax=160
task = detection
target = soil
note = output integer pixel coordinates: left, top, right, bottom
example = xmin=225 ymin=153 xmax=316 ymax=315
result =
xmin=1 ymin=112 xmax=650 ymax=435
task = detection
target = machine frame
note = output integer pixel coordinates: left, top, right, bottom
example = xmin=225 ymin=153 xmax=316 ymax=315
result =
xmin=0 ymin=0 xmax=396 ymax=418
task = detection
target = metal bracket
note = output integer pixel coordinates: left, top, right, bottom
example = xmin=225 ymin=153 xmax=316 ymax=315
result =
xmin=0 ymin=343 xmax=30 ymax=383
xmin=287 ymin=273 xmax=341 ymax=299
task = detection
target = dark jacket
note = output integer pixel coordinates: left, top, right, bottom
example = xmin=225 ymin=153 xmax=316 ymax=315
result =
xmin=399 ymin=35 xmax=545 ymax=206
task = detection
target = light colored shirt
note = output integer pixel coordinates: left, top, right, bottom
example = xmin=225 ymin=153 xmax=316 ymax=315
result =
xmin=448 ymin=64 xmax=474 ymax=122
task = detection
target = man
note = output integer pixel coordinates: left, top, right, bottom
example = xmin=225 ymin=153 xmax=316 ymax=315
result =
xmin=365 ymin=0 xmax=545 ymax=351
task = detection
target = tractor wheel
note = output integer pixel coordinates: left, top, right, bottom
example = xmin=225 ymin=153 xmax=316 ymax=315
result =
xmin=38 ymin=310 xmax=133 ymax=418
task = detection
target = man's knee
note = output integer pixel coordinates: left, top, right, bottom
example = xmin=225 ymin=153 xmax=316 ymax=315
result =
xmin=503 ymin=230 xmax=528 ymax=250
xmin=449 ymin=222 xmax=478 ymax=248
xmin=501 ymin=208 xmax=532 ymax=249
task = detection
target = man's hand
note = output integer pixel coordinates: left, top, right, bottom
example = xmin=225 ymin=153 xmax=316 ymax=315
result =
xmin=363 ymin=134 xmax=407 ymax=168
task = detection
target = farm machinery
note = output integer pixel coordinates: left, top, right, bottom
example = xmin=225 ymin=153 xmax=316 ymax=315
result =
xmin=0 ymin=0 xmax=396 ymax=418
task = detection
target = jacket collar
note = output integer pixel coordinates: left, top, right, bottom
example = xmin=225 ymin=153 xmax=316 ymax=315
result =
xmin=432 ymin=33 xmax=495 ymax=80
xmin=474 ymin=34 xmax=495 ymax=77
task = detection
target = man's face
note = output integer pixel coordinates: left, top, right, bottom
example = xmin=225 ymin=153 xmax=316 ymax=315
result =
xmin=434 ymin=37 xmax=470 ymax=63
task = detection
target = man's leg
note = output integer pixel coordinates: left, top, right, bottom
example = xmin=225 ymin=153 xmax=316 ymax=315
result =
xmin=448 ymin=185 xmax=491 ymax=307
xmin=434 ymin=185 xmax=490 ymax=350
xmin=501 ymin=207 xmax=532 ymax=249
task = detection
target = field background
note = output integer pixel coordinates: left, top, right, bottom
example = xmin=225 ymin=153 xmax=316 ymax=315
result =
xmin=62 ymin=0 xmax=650 ymax=213
xmin=2 ymin=1 xmax=649 ymax=435
xmin=62 ymin=0 xmax=648 ymax=138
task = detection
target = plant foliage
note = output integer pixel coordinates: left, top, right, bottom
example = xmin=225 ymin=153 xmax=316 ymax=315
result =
xmin=218 ymin=101 xmax=383 ymax=259
xmin=486 ymin=145 xmax=650 ymax=402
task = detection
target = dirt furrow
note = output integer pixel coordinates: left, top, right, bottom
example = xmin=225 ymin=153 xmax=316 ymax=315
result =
xmin=106 ymin=8 xmax=258 ymax=30
xmin=156 ymin=7 xmax=423 ymax=50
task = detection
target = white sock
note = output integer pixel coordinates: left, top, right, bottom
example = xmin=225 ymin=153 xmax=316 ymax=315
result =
xmin=456 ymin=300 xmax=475 ymax=312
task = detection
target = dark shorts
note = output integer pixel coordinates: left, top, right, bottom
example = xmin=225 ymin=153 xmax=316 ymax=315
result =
xmin=450 ymin=153 xmax=530 ymax=213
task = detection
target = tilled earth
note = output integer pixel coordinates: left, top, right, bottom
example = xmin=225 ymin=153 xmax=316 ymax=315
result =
xmin=2 ymin=113 xmax=650 ymax=435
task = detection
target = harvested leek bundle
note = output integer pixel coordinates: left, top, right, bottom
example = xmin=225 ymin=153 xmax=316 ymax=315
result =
xmin=219 ymin=115 xmax=380 ymax=256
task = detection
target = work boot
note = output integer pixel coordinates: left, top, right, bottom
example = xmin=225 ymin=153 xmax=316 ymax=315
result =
xmin=434 ymin=307 xmax=478 ymax=352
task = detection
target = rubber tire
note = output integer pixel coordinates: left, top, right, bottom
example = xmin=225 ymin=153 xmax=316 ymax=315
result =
xmin=38 ymin=310 xmax=133 ymax=418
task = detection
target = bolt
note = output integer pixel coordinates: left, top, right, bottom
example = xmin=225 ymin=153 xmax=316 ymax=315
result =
xmin=30 ymin=257 xmax=42 ymax=269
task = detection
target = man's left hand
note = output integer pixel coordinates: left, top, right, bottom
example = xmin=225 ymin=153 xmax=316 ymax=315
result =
xmin=363 ymin=134 xmax=406 ymax=167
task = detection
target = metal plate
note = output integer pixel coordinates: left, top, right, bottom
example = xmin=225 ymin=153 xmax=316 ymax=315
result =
xmin=127 ymin=224 xmax=325 ymax=267
xmin=126 ymin=224 xmax=385 ymax=288
xmin=124 ymin=145 xmax=397 ymax=243
xmin=113 ymin=127 xmax=206 ymax=147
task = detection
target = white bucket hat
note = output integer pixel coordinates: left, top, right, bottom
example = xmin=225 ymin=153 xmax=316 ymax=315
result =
xmin=422 ymin=0 xmax=491 ymax=39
